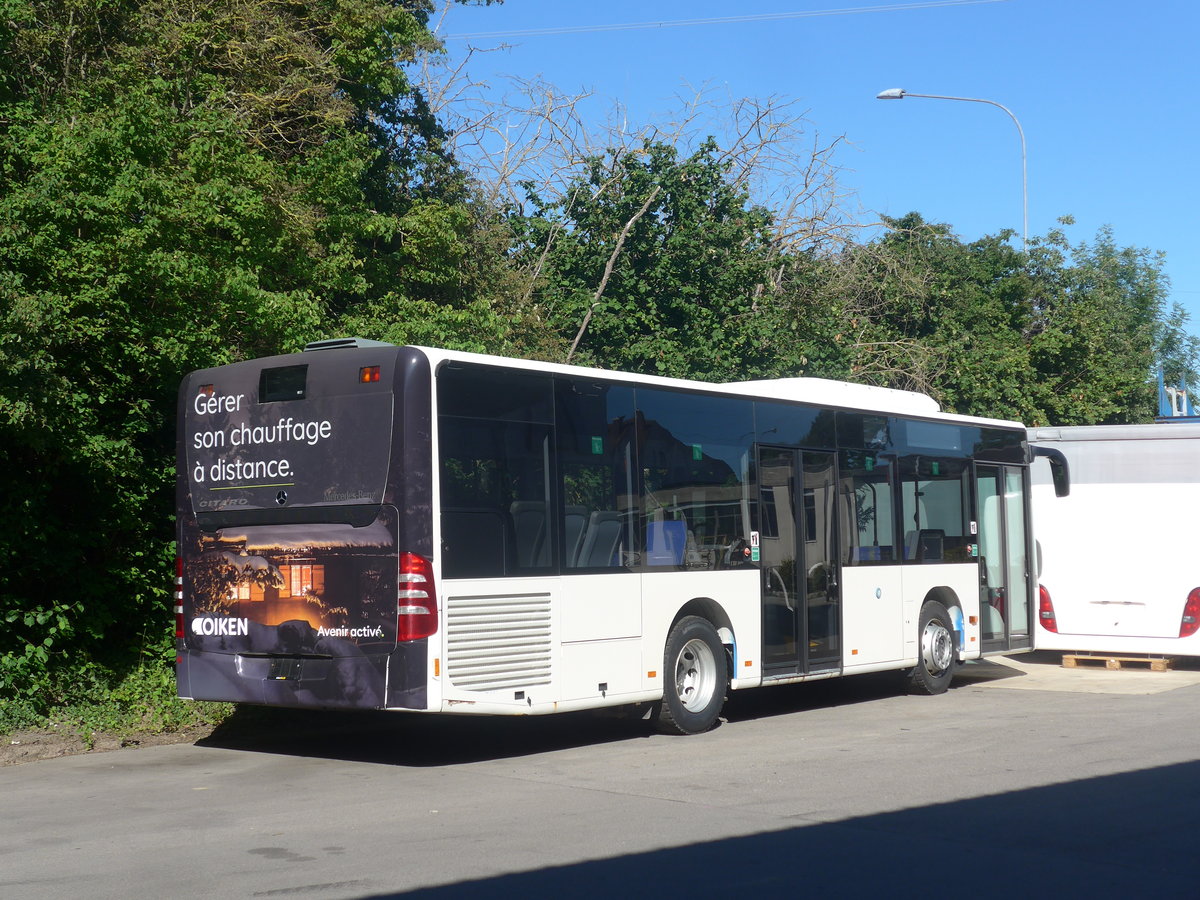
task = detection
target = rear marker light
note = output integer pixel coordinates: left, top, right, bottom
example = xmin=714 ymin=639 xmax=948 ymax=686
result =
xmin=1181 ymin=588 xmax=1200 ymax=638
xmin=359 ymin=366 xmax=380 ymax=384
xmin=1038 ymin=585 xmax=1058 ymax=633
xmin=174 ymin=557 xmax=186 ymax=640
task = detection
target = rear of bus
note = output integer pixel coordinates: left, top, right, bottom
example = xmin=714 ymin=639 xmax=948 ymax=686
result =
xmin=175 ymin=341 xmax=434 ymax=710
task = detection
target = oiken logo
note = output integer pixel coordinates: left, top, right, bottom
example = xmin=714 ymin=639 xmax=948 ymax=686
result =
xmin=191 ymin=617 xmax=249 ymax=637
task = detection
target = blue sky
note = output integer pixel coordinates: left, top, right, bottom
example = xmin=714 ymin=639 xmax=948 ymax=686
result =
xmin=435 ymin=0 xmax=1200 ymax=338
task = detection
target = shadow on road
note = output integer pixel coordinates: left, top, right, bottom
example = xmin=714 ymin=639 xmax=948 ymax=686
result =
xmin=197 ymin=669 xmax=919 ymax=766
xmin=356 ymin=760 xmax=1200 ymax=897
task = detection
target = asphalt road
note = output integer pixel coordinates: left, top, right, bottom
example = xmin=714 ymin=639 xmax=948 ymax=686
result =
xmin=3 ymin=654 xmax=1199 ymax=899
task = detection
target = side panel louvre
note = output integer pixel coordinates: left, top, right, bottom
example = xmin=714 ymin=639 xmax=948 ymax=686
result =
xmin=446 ymin=593 xmax=553 ymax=692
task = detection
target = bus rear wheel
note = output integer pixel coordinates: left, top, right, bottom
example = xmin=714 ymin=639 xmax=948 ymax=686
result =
xmin=907 ymin=600 xmax=957 ymax=695
xmin=655 ymin=616 xmax=727 ymax=735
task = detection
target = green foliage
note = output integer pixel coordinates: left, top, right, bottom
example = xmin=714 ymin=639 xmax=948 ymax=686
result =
xmin=0 ymin=0 xmax=483 ymax=709
xmin=0 ymin=631 xmax=233 ymax=738
xmin=513 ymin=138 xmax=803 ymax=381
xmin=804 ymin=214 xmax=1175 ymax=424
xmin=1156 ymin=302 xmax=1200 ymax=392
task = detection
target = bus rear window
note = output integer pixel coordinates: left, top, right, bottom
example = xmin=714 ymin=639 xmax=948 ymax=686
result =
xmin=260 ymin=365 xmax=308 ymax=402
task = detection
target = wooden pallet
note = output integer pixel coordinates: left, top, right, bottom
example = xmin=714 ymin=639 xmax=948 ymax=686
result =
xmin=1062 ymin=654 xmax=1175 ymax=672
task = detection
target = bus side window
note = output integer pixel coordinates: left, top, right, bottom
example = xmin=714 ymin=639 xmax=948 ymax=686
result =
xmin=442 ymin=507 xmax=513 ymax=578
xmin=634 ymin=388 xmax=754 ymax=571
xmin=898 ymin=457 xmax=970 ymax=563
xmin=438 ymin=416 xmax=552 ymax=579
xmin=839 ymin=450 xmax=895 ymax=564
xmin=556 ymin=378 xmax=637 ymax=571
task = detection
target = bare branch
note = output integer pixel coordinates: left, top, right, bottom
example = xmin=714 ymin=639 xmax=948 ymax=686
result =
xmin=566 ymin=185 xmax=663 ymax=363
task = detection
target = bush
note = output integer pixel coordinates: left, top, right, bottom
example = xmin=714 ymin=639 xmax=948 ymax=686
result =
xmin=0 ymin=623 xmax=232 ymax=738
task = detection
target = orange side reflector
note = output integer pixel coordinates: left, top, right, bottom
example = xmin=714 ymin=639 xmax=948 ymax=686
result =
xmin=647 ymin=670 xmax=657 ymax=679
xmin=744 ymin=660 xmax=753 ymax=667
xmin=968 ymin=615 xmax=978 ymax=625
xmin=851 ymin=649 xmax=859 ymax=655
xmin=434 ymin=658 xmax=441 ymax=676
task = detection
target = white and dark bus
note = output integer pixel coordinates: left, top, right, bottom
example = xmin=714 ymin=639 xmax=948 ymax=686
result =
xmin=176 ymin=341 xmax=1061 ymax=733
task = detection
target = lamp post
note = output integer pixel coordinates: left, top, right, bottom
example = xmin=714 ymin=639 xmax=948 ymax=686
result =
xmin=876 ymin=88 xmax=1027 ymax=252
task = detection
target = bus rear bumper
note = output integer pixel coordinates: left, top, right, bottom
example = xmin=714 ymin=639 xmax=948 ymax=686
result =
xmin=176 ymin=643 xmax=428 ymax=710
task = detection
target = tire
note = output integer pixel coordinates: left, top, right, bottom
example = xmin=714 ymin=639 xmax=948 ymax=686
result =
xmin=654 ymin=616 xmax=727 ymax=735
xmin=907 ymin=600 xmax=958 ymax=695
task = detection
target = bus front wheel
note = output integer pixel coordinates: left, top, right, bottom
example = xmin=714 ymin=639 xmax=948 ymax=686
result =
xmin=655 ymin=616 xmax=727 ymax=735
xmin=908 ymin=600 xmax=958 ymax=695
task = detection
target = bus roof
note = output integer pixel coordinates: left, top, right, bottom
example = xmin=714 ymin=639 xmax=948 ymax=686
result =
xmin=390 ymin=344 xmax=1026 ymax=432
xmin=1030 ymin=422 xmax=1200 ymax=443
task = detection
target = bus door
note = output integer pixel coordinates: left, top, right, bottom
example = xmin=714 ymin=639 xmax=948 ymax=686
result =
xmin=758 ymin=447 xmax=840 ymax=674
xmin=974 ymin=464 xmax=1033 ymax=651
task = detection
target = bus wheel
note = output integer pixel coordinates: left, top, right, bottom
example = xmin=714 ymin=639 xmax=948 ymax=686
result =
xmin=908 ymin=600 xmax=957 ymax=695
xmin=655 ymin=616 xmax=727 ymax=735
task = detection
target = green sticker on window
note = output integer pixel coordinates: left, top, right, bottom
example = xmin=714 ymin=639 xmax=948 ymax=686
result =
xmin=591 ymin=436 xmax=603 ymax=455
xmin=932 ymin=461 xmax=940 ymax=476
xmin=865 ymin=457 xmax=875 ymax=471
xmin=692 ymin=443 xmax=702 ymax=461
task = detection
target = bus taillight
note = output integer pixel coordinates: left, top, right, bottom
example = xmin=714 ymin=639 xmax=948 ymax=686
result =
xmin=1038 ymin=585 xmax=1058 ymax=633
xmin=174 ymin=556 xmax=185 ymax=646
xmin=398 ymin=552 xmax=438 ymax=642
xmin=1180 ymin=588 xmax=1200 ymax=638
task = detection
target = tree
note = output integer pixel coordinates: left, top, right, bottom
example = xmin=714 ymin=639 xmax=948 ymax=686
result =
xmin=1024 ymin=222 xmax=1169 ymax=424
xmin=801 ymin=214 xmax=1180 ymax=425
xmin=511 ymin=138 xmax=812 ymax=381
xmin=0 ymin=0 xmax=490 ymax=701
xmin=412 ymin=53 xmax=860 ymax=366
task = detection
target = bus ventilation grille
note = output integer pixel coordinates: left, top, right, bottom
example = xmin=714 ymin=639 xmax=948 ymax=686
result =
xmin=445 ymin=593 xmax=553 ymax=693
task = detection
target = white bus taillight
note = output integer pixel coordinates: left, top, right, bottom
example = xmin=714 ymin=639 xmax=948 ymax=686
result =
xmin=398 ymin=552 xmax=438 ymax=642
xmin=1038 ymin=585 xmax=1058 ymax=633
xmin=1180 ymin=588 xmax=1200 ymax=638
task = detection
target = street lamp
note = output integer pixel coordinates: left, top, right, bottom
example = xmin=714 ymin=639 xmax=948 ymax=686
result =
xmin=876 ymin=88 xmax=1027 ymax=252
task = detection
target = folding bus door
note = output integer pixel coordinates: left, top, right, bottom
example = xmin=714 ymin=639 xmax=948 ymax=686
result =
xmin=759 ymin=447 xmax=840 ymax=674
xmin=975 ymin=464 xmax=1033 ymax=651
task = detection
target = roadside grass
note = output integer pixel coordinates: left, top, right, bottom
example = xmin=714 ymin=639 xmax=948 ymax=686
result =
xmin=0 ymin=654 xmax=232 ymax=749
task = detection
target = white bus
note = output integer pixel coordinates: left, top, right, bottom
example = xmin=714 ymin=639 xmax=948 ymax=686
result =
xmin=176 ymin=341 xmax=1055 ymax=733
xmin=1030 ymin=423 xmax=1200 ymax=656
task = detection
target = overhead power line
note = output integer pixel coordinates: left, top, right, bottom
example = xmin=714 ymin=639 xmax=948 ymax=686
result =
xmin=444 ymin=0 xmax=1009 ymax=41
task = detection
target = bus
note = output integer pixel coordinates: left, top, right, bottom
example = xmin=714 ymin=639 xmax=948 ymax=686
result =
xmin=1030 ymin=423 xmax=1200 ymax=656
xmin=176 ymin=340 xmax=1060 ymax=734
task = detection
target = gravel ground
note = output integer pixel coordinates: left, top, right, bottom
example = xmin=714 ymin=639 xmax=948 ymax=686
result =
xmin=0 ymin=724 xmax=215 ymax=766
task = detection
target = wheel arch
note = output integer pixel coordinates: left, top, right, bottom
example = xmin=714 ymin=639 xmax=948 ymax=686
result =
xmin=924 ymin=585 xmax=961 ymax=615
xmin=672 ymin=597 xmax=735 ymax=670
xmin=924 ymin=585 xmax=964 ymax=655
